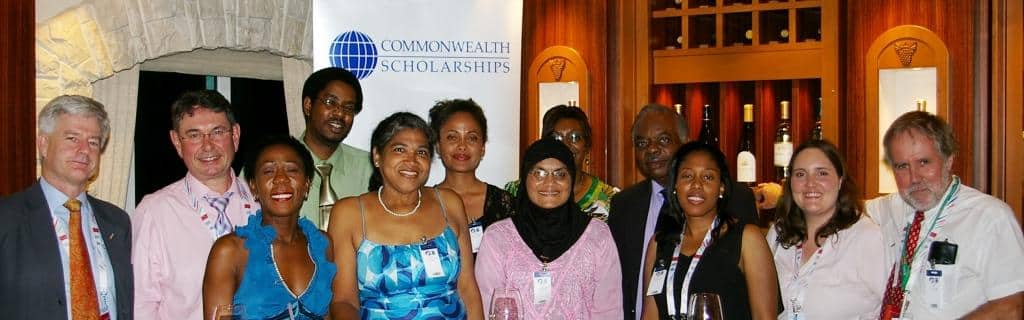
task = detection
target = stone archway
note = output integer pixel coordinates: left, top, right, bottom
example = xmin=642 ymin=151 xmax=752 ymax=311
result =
xmin=35 ymin=0 xmax=313 ymax=207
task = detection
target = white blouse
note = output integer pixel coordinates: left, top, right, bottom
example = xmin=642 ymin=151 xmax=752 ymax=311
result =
xmin=766 ymin=215 xmax=889 ymax=320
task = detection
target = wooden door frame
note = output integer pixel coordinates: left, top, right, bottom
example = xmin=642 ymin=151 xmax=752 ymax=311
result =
xmin=990 ymin=0 xmax=1023 ymax=223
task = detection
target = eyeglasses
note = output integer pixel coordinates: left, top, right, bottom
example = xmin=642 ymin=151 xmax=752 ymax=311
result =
xmin=529 ymin=168 xmax=570 ymax=182
xmin=549 ymin=131 xmax=586 ymax=144
xmin=179 ymin=127 xmax=231 ymax=144
xmin=633 ymin=135 xmax=676 ymax=149
xmin=318 ymin=96 xmax=358 ymax=116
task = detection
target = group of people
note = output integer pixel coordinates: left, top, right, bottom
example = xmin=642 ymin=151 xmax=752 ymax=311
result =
xmin=1 ymin=66 xmax=1021 ymax=320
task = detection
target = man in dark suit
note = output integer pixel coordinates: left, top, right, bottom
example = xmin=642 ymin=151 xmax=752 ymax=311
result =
xmin=0 ymin=95 xmax=133 ymax=320
xmin=608 ymin=103 xmax=760 ymax=320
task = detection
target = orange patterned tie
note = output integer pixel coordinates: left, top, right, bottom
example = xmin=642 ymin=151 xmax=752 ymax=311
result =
xmin=64 ymin=199 xmax=101 ymax=319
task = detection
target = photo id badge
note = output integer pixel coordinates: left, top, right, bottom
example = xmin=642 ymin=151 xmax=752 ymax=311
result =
xmin=924 ymin=269 xmax=944 ymax=309
xmin=419 ymin=240 xmax=445 ymax=278
xmin=646 ymin=266 xmax=667 ymax=296
xmin=469 ymin=220 xmax=484 ymax=253
xmin=533 ymin=271 xmax=553 ymax=304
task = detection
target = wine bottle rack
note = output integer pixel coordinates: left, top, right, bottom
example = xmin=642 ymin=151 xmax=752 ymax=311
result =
xmin=652 ymin=79 xmax=821 ymax=184
xmin=650 ymin=0 xmax=823 ymax=53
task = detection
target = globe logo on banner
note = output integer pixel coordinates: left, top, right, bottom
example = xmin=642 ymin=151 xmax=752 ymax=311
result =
xmin=328 ymin=31 xmax=378 ymax=79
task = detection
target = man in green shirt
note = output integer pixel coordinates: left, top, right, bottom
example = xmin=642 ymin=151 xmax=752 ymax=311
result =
xmin=299 ymin=67 xmax=374 ymax=227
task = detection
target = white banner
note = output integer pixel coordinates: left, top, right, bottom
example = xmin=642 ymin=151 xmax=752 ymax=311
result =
xmin=313 ymin=0 xmax=523 ymax=187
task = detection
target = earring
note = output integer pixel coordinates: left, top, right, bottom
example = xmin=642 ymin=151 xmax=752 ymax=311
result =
xmin=374 ymin=161 xmax=380 ymax=167
xmin=718 ymin=193 xmax=724 ymax=199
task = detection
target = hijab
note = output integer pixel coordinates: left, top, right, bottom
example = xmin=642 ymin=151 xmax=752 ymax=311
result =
xmin=511 ymin=138 xmax=592 ymax=263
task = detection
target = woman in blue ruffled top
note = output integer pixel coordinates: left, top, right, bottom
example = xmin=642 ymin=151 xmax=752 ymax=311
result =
xmin=203 ymin=135 xmax=337 ymax=319
xmin=326 ymin=112 xmax=484 ymax=319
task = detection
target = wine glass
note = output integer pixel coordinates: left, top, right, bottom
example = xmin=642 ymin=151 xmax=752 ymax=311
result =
xmin=489 ymin=287 xmax=523 ymax=320
xmin=687 ymin=292 xmax=724 ymax=320
xmin=212 ymin=304 xmax=246 ymax=320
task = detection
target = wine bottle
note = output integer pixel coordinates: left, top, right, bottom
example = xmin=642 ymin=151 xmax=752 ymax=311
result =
xmin=737 ymin=104 xmax=756 ymax=186
xmin=698 ymin=104 xmax=718 ymax=147
xmin=811 ymin=97 xmax=823 ymax=141
xmin=773 ymin=100 xmax=793 ymax=181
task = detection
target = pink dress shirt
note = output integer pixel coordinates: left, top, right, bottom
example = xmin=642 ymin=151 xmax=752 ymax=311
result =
xmin=476 ymin=218 xmax=623 ymax=319
xmin=131 ymin=173 xmax=259 ymax=320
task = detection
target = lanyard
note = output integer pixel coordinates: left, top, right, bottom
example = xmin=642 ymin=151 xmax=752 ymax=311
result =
xmin=898 ymin=177 xmax=960 ymax=314
xmin=665 ymin=217 xmax=720 ymax=318
xmin=52 ymin=203 xmax=115 ymax=317
xmin=184 ymin=176 xmax=254 ymax=239
xmin=785 ymin=240 xmax=827 ymax=318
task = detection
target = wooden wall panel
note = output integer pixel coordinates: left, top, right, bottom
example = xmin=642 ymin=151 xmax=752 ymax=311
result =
xmin=523 ymin=0 xmax=611 ymax=183
xmin=0 ymin=0 xmax=35 ymax=196
xmin=843 ymin=0 xmax=981 ymax=194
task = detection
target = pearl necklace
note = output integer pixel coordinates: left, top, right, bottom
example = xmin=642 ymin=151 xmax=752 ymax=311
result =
xmin=377 ymin=186 xmax=422 ymax=217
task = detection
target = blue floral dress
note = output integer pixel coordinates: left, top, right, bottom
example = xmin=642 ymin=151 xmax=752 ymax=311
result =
xmin=356 ymin=190 xmax=467 ymax=319
xmin=232 ymin=213 xmax=337 ymax=319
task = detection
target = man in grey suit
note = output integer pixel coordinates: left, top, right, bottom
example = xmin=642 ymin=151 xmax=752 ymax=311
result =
xmin=0 ymin=95 xmax=133 ymax=320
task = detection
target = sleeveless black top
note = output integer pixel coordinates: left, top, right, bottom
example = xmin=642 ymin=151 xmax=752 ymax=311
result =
xmin=652 ymin=224 xmax=750 ymax=320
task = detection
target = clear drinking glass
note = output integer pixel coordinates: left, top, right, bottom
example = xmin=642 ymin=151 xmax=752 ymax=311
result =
xmin=687 ymin=292 xmax=724 ymax=320
xmin=212 ymin=304 xmax=246 ymax=320
xmin=489 ymin=287 xmax=523 ymax=320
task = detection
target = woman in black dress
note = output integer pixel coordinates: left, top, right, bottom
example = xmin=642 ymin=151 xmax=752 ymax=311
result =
xmin=641 ymin=142 xmax=779 ymax=320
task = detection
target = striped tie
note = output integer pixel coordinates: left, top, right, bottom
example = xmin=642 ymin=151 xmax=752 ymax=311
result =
xmin=64 ymin=199 xmax=101 ymax=319
xmin=204 ymin=195 xmax=233 ymax=237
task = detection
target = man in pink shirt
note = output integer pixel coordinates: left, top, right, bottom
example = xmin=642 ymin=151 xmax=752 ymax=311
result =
xmin=132 ymin=90 xmax=259 ymax=320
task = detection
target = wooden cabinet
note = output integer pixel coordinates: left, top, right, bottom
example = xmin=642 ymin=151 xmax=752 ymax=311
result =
xmin=634 ymin=0 xmax=839 ymax=185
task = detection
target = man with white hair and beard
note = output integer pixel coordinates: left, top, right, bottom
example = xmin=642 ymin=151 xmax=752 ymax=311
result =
xmin=868 ymin=111 xmax=1024 ymax=319
xmin=132 ymin=90 xmax=259 ymax=320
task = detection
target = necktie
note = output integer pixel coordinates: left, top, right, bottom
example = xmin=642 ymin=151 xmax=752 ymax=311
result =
xmin=204 ymin=195 xmax=233 ymax=237
xmin=64 ymin=199 xmax=100 ymax=319
xmin=316 ymin=163 xmax=338 ymax=229
xmin=879 ymin=210 xmax=926 ymax=319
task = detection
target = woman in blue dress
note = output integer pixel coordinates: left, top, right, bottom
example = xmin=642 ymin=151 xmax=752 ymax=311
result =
xmin=203 ymin=135 xmax=337 ymax=319
xmin=327 ymin=112 xmax=484 ymax=319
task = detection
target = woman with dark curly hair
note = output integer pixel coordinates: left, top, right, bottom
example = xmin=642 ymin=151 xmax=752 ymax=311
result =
xmin=767 ymin=140 xmax=887 ymax=319
xmin=641 ymin=142 xmax=778 ymax=320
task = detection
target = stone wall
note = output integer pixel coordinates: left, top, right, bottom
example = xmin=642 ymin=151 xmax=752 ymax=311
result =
xmin=35 ymin=0 xmax=314 ymax=206
xmin=36 ymin=0 xmax=312 ymax=109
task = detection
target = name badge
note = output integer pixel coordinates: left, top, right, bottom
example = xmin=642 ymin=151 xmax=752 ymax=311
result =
xmin=468 ymin=220 xmax=484 ymax=253
xmin=533 ymin=271 xmax=553 ymax=304
xmin=419 ymin=240 xmax=445 ymax=278
xmin=646 ymin=266 xmax=667 ymax=296
xmin=924 ymin=268 xmax=945 ymax=309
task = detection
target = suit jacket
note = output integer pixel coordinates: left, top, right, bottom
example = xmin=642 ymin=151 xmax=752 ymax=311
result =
xmin=608 ymin=179 xmax=758 ymax=320
xmin=0 ymin=182 xmax=133 ymax=320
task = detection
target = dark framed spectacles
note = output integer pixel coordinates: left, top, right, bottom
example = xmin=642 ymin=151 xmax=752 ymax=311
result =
xmin=317 ymin=96 xmax=358 ymax=116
